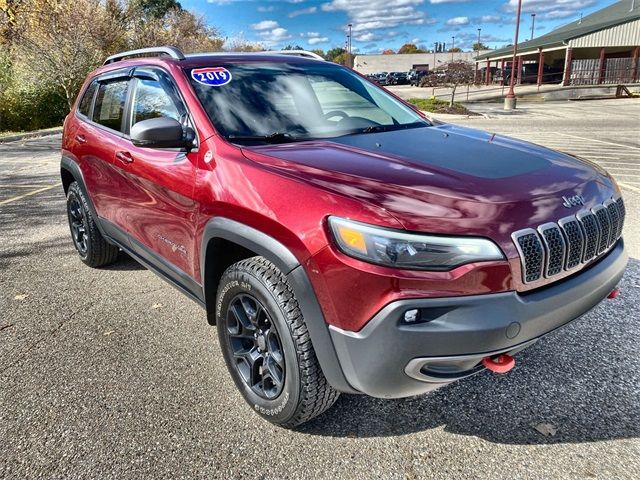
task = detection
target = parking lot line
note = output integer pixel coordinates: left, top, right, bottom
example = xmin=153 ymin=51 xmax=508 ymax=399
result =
xmin=557 ymin=132 xmax=640 ymax=150
xmin=0 ymin=184 xmax=58 ymax=188
xmin=0 ymin=183 xmax=61 ymax=206
xmin=619 ymin=182 xmax=640 ymax=193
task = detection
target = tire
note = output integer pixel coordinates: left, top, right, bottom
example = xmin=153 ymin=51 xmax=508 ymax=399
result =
xmin=216 ymin=256 xmax=339 ymax=427
xmin=66 ymin=181 xmax=119 ymax=267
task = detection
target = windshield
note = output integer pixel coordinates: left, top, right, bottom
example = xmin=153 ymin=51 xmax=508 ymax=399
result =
xmin=187 ymin=62 xmax=430 ymax=144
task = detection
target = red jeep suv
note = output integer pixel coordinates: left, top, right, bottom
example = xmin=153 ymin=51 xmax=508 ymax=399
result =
xmin=61 ymin=46 xmax=628 ymax=427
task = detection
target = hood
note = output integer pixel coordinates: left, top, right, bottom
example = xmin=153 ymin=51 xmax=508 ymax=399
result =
xmin=241 ymin=124 xmax=617 ymax=251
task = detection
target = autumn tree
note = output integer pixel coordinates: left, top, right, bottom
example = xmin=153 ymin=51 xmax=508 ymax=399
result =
xmin=419 ymin=61 xmax=474 ymax=106
xmin=472 ymin=42 xmax=489 ymax=51
xmin=381 ymin=48 xmax=395 ymax=55
xmin=309 ymin=49 xmax=326 ymax=59
xmin=398 ymin=43 xmax=426 ymax=54
xmin=1 ymin=0 xmax=232 ymax=130
xmin=8 ymin=0 xmax=125 ymax=109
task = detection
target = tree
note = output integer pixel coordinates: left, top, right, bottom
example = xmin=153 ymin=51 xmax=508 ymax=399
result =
xmin=137 ymin=0 xmax=182 ymax=19
xmin=472 ymin=42 xmax=489 ymax=51
xmin=381 ymin=48 xmax=395 ymax=55
xmin=325 ymin=47 xmax=346 ymax=62
xmin=1 ymin=0 xmax=237 ymax=131
xmin=448 ymin=47 xmax=462 ymax=53
xmin=8 ymin=0 xmax=126 ymax=109
xmin=309 ymin=49 xmax=325 ymax=59
xmin=419 ymin=61 xmax=474 ymax=106
xmin=398 ymin=43 xmax=426 ymax=54
xmin=282 ymin=44 xmax=304 ymax=51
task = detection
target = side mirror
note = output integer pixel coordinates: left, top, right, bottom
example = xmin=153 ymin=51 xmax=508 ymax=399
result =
xmin=130 ymin=117 xmax=194 ymax=150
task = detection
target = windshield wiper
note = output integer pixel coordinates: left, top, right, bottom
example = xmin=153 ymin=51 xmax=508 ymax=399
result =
xmin=359 ymin=122 xmax=428 ymax=135
xmin=227 ymin=132 xmax=300 ymax=144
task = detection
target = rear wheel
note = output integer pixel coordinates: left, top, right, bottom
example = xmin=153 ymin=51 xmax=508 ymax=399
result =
xmin=66 ymin=182 xmax=119 ymax=267
xmin=216 ymin=257 xmax=339 ymax=427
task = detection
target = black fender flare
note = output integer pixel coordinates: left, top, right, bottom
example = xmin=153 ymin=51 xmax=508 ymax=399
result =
xmin=60 ymin=155 xmax=106 ymax=237
xmin=201 ymin=217 xmax=357 ymax=394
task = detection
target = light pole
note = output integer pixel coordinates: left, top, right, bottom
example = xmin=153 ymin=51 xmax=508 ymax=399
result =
xmin=344 ymin=40 xmax=348 ymax=66
xmin=476 ymin=28 xmax=481 ymax=82
xmin=347 ymin=23 xmax=353 ymax=68
xmin=504 ymin=0 xmax=523 ymax=110
xmin=433 ymin=42 xmax=437 ymax=72
xmin=530 ymin=13 xmax=536 ymax=40
xmin=451 ymin=36 xmax=455 ymax=62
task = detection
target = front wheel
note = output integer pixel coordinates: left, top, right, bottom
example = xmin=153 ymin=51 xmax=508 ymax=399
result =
xmin=216 ymin=257 xmax=339 ymax=427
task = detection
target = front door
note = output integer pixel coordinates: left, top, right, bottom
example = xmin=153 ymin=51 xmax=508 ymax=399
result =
xmin=118 ymin=69 xmax=199 ymax=279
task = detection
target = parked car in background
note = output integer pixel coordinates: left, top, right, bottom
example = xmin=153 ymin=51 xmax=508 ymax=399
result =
xmin=408 ymin=70 xmax=428 ymax=86
xmin=387 ymin=71 xmax=409 ymax=85
xmin=375 ymin=72 xmax=389 ymax=86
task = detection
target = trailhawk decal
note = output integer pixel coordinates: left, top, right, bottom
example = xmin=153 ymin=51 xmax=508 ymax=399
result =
xmin=191 ymin=67 xmax=232 ymax=86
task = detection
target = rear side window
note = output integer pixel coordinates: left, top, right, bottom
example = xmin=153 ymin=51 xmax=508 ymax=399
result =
xmin=131 ymin=79 xmax=180 ymax=126
xmin=92 ymin=79 xmax=129 ymax=132
xmin=77 ymin=81 xmax=97 ymax=117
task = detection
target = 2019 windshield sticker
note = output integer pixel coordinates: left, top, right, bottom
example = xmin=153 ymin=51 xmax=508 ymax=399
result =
xmin=191 ymin=67 xmax=232 ymax=87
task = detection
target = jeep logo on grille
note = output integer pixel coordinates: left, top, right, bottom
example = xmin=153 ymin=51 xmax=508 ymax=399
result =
xmin=562 ymin=194 xmax=585 ymax=208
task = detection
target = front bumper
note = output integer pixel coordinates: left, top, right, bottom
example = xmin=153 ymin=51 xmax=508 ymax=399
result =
xmin=329 ymin=240 xmax=628 ymax=398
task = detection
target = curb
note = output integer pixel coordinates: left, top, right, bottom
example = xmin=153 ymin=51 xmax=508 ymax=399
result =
xmin=0 ymin=127 xmax=63 ymax=143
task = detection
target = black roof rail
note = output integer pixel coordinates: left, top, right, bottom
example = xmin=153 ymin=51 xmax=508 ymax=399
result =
xmin=103 ymin=46 xmax=185 ymax=65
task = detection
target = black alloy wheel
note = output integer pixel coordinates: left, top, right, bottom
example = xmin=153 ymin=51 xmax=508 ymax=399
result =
xmin=68 ymin=197 xmax=88 ymax=257
xmin=226 ymin=293 xmax=285 ymax=400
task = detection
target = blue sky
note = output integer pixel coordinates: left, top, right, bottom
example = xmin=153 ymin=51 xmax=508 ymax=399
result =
xmin=180 ymin=0 xmax=618 ymax=53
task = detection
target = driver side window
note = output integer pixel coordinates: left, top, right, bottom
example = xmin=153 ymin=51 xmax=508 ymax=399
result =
xmin=131 ymin=78 xmax=181 ymax=127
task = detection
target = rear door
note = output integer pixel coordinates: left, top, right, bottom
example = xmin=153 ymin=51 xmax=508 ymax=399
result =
xmin=117 ymin=67 xmax=199 ymax=279
xmin=79 ymin=71 xmax=139 ymax=243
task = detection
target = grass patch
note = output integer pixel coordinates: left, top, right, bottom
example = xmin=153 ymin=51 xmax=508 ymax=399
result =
xmin=0 ymin=126 xmax=62 ymax=138
xmin=407 ymin=97 xmax=477 ymax=115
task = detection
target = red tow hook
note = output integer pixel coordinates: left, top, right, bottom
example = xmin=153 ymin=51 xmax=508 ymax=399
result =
xmin=482 ymin=354 xmax=515 ymax=374
xmin=608 ymin=287 xmax=620 ymax=299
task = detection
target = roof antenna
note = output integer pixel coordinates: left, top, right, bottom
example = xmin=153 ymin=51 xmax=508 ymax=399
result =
xmin=632 ymin=0 xmax=636 ymax=12
xmin=578 ymin=12 xmax=583 ymax=23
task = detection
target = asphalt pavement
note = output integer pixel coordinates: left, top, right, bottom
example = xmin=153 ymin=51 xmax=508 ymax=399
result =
xmin=1 ymin=99 xmax=639 ymax=479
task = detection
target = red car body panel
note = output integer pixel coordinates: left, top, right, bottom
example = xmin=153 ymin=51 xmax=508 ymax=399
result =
xmin=62 ymin=55 xmax=622 ymax=334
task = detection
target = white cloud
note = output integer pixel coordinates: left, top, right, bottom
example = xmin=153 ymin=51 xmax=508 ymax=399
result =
xmin=446 ymin=16 xmax=470 ymax=26
xmin=308 ymin=37 xmax=330 ymax=45
xmin=479 ymin=15 xmax=503 ymax=23
xmin=429 ymin=0 xmax=471 ymax=3
xmin=257 ymin=6 xmax=275 ymax=12
xmin=321 ymin=0 xmax=428 ymax=33
xmin=354 ymin=32 xmax=383 ymax=42
xmin=251 ymin=20 xmax=280 ymax=30
xmin=289 ymin=6 xmax=318 ymax=18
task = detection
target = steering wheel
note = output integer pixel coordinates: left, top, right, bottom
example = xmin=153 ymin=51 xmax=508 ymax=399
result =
xmin=324 ymin=110 xmax=349 ymax=121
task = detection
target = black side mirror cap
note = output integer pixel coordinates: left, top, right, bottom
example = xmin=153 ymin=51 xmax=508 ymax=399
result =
xmin=130 ymin=117 xmax=194 ymax=150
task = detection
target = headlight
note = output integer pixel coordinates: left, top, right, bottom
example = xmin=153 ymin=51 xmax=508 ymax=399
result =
xmin=328 ymin=216 xmax=504 ymax=271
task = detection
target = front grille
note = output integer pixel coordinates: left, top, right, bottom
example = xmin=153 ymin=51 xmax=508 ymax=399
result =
xmin=558 ymin=217 xmax=584 ymax=269
xmin=577 ymin=211 xmax=600 ymax=262
xmin=538 ymin=224 xmax=565 ymax=277
xmin=592 ymin=205 xmax=611 ymax=255
xmin=513 ymin=229 xmax=544 ymax=283
xmin=512 ymin=195 xmax=624 ymax=284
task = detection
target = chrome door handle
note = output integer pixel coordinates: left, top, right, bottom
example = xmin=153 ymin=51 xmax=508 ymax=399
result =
xmin=75 ymin=134 xmax=86 ymax=144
